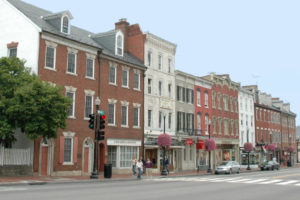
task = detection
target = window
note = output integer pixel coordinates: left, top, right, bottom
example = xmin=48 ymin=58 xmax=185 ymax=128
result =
xmin=177 ymin=86 xmax=181 ymax=101
xmin=223 ymin=95 xmax=228 ymax=110
xmin=62 ymin=16 xmax=69 ymax=34
xmin=168 ymin=58 xmax=172 ymax=73
xmin=231 ymin=120 xmax=234 ymax=136
xmin=107 ymin=146 xmax=117 ymax=167
xmin=168 ymin=84 xmax=172 ymax=98
xmin=120 ymin=146 xmax=138 ymax=168
xmin=148 ymin=110 xmax=152 ymax=127
xmin=212 ymin=91 xmax=215 ymax=108
xmin=205 ymin=114 xmax=209 ymax=135
xmin=217 ymin=93 xmax=221 ymax=109
xmin=218 ymin=118 xmax=222 ymax=135
xmin=64 ymin=137 xmax=73 ymax=163
xmin=213 ymin=117 xmax=217 ymax=135
xmin=158 ymin=55 xmax=162 ymax=70
xmin=45 ymin=46 xmax=55 ymax=69
xmin=159 ymin=81 xmax=162 ymax=96
xmin=116 ymin=34 xmax=123 ymax=56
xmin=109 ymin=65 xmax=116 ymax=84
xmin=147 ymin=51 xmax=152 ymax=67
xmin=224 ymin=119 xmax=229 ymax=135
xmin=86 ymin=58 xmax=94 ymax=78
xmin=182 ymin=88 xmax=186 ymax=102
xmin=159 ymin=111 xmax=162 ymax=128
xmin=168 ymin=113 xmax=172 ymax=129
xmin=177 ymin=112 xmax=181 ymax=131
xmin=134 ymin=72 xmax=140 ymax=90
xmin=8 ymin=47 xmax=17 ymax=57
xmin=186 ymin=89 xmax=190 ymax=103
xmin=108 ymin=103 xmax=115 ymax=125
xmin=148 ymin=79 xmax=152 ymax=94
xmin=121 ymin=105 xmax=128 ymax=126
xmin=205 ymin=92 xmax=209 ymax=107
xmin=197 ymin=113 xmax=201 ymax=134
xmin=236 ymin=120 xmax=239 ymax=136
xmin=133 ymin=107 xmax=140 ymax=127
xmin=67 ymin=52 xmax=76 ymax=74
xmin=66 ymin=91 xmax=75 ymax=117
xmin=85 ymin=95 xmax=93 ymax=118
xmin=241 ymin=114 xmax=243 ymax=126
xmin=230 ymin=97 xmax=233 ymax=112
xmin=122 ymin=69 xmax=129 ymax=87
xmin=191 ymin=90 xmax=194 ymax=104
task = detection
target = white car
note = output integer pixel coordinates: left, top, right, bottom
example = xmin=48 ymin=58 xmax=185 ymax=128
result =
xmin=215 ymin=161 xmax=241 ymax=174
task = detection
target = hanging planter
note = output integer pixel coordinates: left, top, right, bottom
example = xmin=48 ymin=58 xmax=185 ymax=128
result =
xmin=157 ymin=133 xmax=172 ymax=147
xmin=244 ymin=142 xmax=253 ymax=152
xmin=205 ymin=139 xmax=216 ymax=151
xmin=267 ymin=144 xmax=276 ymax=152
xmin=287 ymin=146 xmax=294 ymax=153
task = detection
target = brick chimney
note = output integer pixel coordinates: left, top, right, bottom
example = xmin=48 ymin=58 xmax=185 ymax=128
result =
xmin=115 ymin=18 xmax=129 ymax=52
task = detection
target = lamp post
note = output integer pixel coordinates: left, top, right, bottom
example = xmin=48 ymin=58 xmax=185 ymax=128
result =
xmin=207 ymin=119 xmax=212 ymax=173
xmin=90 ymin=96 xmax=100 ymax=179
xmin=161 ymin=113 xmax=168 ymax=176
xmin=247 ymin=128 xmax=251 ymax=170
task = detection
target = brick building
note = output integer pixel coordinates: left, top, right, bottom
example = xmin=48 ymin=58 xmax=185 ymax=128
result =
xmin=0 ymin=0 xmax=146 ymax=176
xmin=202 ymin=73 xmax=240 ymax=168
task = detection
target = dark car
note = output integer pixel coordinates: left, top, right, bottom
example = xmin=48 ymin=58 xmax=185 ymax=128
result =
xmin=259 ymin=161 xmax=280 ymax=171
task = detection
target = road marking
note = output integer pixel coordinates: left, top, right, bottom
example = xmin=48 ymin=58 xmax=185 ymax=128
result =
xmin=0 ymin=187 xmax=28 ymax=192
xmin=243 ymin=179 xmax=267 ymax=183
xmin=259 ymin=179 xmax=283 ymax=184
xmin=276 ymin=180 xmax=299 ymax=185
xmin=272 ymin=173 xmax=300 ymax=179
xmin=294 ymin=183 xmax=300 ymax=186
xmin=227 ymin=179 xmax=252 ymax=183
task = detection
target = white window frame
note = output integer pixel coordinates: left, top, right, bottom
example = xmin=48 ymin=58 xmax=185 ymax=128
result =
xmin=85 ymin=53 xmax=96 ymax=79
xmin=84 ymin=90 xmax=95 ymax=120
xmin=148 ymin=78 xmax=152 ymax=94
xmin=45 ymin=41 xmax=57 ymax=70
xmin=197 ymin=89 xmax=201 ymax=107
xmin=62 ymin=131 xmax=75 ymax=165
xmin=8 ymin=47 xmax=17 ymax=57
xmin=205 ymin=92 xmax=209 ymax=108
xmin=108 ymin=99 xmax=117 ymax=126
xmin=168 ymin=58 xmax=172 ymax=73
xmin=148 ymin=110 xmax=152 ymax=128
xmin=121 ymin=101 xmax=129 ymax=127
xmin=65 ymin=86 xmax=77 ymax=119
xmin=66 ymin=48 xmax=78 ymax=75
xmin=158 ymin=54 xmax=162 ymax=70
xmin=133 ymin=103 xmax=141 ymax=128
xmin=109 ymin=64 xmax=117 ymax=85
xmin=168 ymin=84 xmax=172 ymax=98
xmin=61 ymin=15 xmax=70 ymax=34
xmin=122 ymin=66 xmax=129 ymax=88
xmin=115 ymin=30 xmax=124 ymax=56
xmin=159 ymin=81 xmax=163 ymax=96
xmin=147 ymin=51 xmax=152 ymax=67
xmin=133 ymin=70 xmax=140 ymax=91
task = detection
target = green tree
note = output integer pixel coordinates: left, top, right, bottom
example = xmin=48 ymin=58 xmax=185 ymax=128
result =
xmin=0 ymin=57 xmax=71 ymax=147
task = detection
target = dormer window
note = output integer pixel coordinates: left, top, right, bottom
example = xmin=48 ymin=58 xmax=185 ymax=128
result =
xmin=115 ymin=31 xmax=124 ymax=56
xmin=62 ymin=16 xmax=69 ymax=34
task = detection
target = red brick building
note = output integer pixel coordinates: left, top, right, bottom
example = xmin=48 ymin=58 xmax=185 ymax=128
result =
xmin=202 ymin=73 xmax=240 ymax=168
xmin=3 ymin=1 xmax=146 ymax=176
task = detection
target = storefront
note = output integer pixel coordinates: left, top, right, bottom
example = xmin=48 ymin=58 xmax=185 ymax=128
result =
xmin=106 ymin=138 xmax=142 ymax=174
xmin=213 ymin=140 xmax=239 ymax=169
xmin=196 ymin=140 xmax=208 ymax=170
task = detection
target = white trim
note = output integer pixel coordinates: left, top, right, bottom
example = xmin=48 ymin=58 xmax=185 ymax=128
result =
xmin=108 ymin=102 xmax=116 ymax=126
xmin=133 ymin=71 xmax=140 ymax=90
xmin=85 ymin=57 xmax=95 ymax=79
xmin=66 ymin=51 xmax=77 ymax=75
xmin=61 ymin=15 xmax=70 ymax=34
xmin=84 ymin=94 xmax=94 ymax=120
xmin=121 ymin=103 xmax=128 ymax=127
xmin=62 ymin=137 xmax=74 ymax=165
xmin=44 ymin=44 xmax=57 ymax=70
xmin=115 ymin=30 xmax=124 ymax=56
xmin=133 ymin=106 xmax=140 ymax=128
xmin=109 ymin=64 xmax=117 ymax=85
xmin=121 ymin=68 xmax=129 ymax=88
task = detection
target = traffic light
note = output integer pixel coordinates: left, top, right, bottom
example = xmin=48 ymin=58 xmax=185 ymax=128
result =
xmin=97 ymin=131 xmax=105 ymax=140
xmin=88 ymin=114 xmax=95 ymax=129
xmin=97 ymin=114 xmax=105 ymax=140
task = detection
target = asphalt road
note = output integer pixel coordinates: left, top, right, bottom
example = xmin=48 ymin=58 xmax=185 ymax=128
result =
xmin=1 ymin=168 xmax=300 ymax=200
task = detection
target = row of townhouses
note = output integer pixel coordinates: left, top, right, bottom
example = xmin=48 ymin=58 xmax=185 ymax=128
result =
xmin=0 ymin=0 xmax=297 ymax=176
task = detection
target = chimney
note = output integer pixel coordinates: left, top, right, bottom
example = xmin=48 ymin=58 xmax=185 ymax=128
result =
xmin=115 ymin=18 xmax=129 ymax=52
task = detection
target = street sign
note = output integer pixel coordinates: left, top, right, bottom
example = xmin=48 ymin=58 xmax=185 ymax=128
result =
xmin=98 ymin=110 xmax=105 ymax=115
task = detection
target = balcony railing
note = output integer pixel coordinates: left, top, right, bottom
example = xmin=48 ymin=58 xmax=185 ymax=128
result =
xmin=176 ymin=128 xmax=207 ymax=136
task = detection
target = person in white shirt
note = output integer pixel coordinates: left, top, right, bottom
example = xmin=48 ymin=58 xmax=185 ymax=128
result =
xmin=136 ymin=159 xmax=143 ymax=179
xmin=132 ymin=156 xmax=137 ymax=176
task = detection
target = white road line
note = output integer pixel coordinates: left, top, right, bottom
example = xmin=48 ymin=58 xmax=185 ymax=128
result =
xmin=243 ymin=179 xmax=267 ymax=183
xmin=294 ymin=183 xmax=300 ymax=186
xmin=259 ymin=179 xmax=283 ymax=184
xmin=276 ymin=180 xmax=299 ymax=185
xmin=227 ymin=179 xmax=252 ymax=183
xmin=0 ymin=187 xmax=28 ymax=192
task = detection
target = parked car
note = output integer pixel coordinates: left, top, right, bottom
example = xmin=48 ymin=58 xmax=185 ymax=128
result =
xmin=215 ymin=161 xmax=241 ymax=174
xmin=259 ymin=160 xmax=280 ymax=171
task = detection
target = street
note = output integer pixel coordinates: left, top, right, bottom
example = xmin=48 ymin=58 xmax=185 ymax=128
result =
xmin=1 ymin=168 xmax=300 ymax=200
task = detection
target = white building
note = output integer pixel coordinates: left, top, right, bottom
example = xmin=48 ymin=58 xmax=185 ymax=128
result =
xmin=143 ymin=33 xmax=177 ymax=173
xmin=238 ymin=87 xmax=255 ymax=165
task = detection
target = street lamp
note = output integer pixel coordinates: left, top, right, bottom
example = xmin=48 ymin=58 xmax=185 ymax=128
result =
xmin=90 ymin=96 xmax=100 ymax=179
xmin=161 ymin=113 xmax=168 ymax=176
xmin=247 ymin=128 xmax=251 ymax=170
xmin=207 ymin=119 xmax=212 ymax=173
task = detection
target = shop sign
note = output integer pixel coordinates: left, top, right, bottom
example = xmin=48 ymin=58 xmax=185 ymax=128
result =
xmin=196 ymin=140 xmax=205 ymax=149
xmin=186 ymin=139 xmax=193 ymax=145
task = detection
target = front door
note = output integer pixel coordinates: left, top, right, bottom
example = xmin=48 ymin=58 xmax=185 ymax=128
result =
xmin=41 ymin=145 xmax=48 ymax=176
xmin=83 ymin=147 xmax=89 ymax=173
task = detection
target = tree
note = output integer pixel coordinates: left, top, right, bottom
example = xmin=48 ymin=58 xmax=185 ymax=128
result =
xmin=0 ymin=57 xmax=71 ymax=146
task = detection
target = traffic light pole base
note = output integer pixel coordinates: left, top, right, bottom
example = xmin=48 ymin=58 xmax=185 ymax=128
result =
xmin=90 ymin=171 xmax=99 ymax=179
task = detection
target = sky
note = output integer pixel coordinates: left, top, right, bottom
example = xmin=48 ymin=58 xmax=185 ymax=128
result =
xmin=23 ymin=0 xmax=300 ymax=125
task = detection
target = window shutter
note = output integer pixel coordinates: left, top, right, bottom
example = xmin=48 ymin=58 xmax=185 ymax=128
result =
xmin=59 ymin=135 xmax=64 ymax=164
xmin=73 ymin=136 xmax=78 ymax=163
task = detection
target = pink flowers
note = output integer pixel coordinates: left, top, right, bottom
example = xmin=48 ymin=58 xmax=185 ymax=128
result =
xmin=205 ymin=139 xmax=216 ymax=151
xmin=287 ymin=146 xmax=294 ymax=153
xmin=157 ymin=133 xmax=172 ymax=147
xmin=244 ymin=142 xmax=253 ymax=152
xmin=267 ymin=144 xmax=276 ymax=152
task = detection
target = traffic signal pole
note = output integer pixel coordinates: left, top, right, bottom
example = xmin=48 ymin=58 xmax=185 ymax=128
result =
xmin=90 ymin=109 xmax=99 ymax=179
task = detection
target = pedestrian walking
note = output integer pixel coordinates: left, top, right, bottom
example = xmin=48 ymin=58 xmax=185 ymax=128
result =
xmin=165 ymin=156 xmax=169 ymax=174
xmin=132 ymin=156 xmax=137 ymax=176
xmin=145 ymin=158 xmax=153 ymax=179
xmin=136 ymin=159 xmax=143 ymax=179
xmin=141 ymin=157 xmax=146 ymax=174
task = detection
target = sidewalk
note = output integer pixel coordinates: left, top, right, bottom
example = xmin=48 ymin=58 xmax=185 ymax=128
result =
xmin=1 ymin=164 xmax=299 ymax=186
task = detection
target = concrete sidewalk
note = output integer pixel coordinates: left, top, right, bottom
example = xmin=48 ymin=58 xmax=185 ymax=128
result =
xmin=1 ymin=164 xmax=298 ymax=187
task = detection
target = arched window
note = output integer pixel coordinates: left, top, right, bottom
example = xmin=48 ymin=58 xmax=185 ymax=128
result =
xmin=62 ymin=16 xmax=69 ymax=34
xmin=116 ymin=33 xmax=123 ymax=56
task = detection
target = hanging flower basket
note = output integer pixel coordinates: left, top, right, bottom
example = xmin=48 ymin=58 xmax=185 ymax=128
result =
xmin=205 ymin=139 xmax=216 ymax=151
xmin=287 ymin=146 xmax=294 ymax=153
xmin=267 ymin=144 xmax=276 ymax=152
xmin=244 ymin=142 xmax=253 ymax=152
xmin=157 ymin=133 xmax=172 ymax=147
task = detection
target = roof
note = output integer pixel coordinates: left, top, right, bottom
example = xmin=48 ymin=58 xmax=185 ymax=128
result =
xmin=7 ymin=0 xmax=145 ymax=68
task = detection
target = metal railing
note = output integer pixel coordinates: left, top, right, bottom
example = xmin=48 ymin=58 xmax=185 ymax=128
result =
xmin=176 ymin=128 xmax=208 ymax=136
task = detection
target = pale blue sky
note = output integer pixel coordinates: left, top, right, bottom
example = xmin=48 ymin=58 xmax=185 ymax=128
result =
xmin=23 ymin=0 xmax=300 ymax=125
